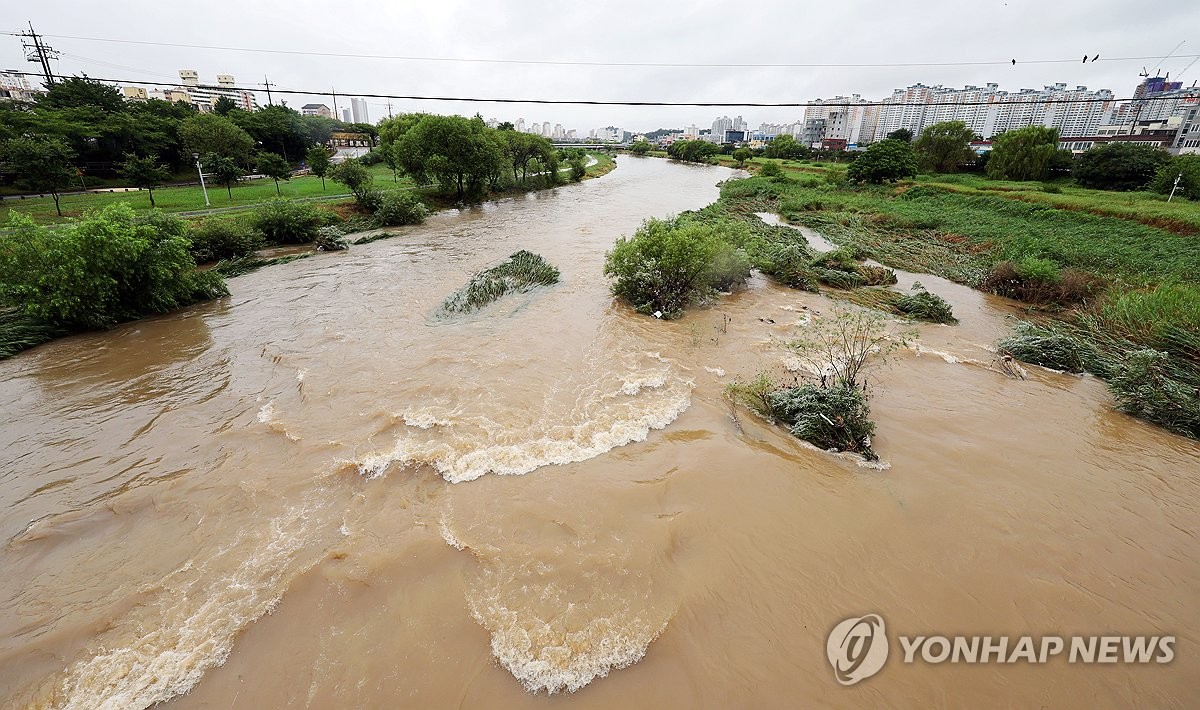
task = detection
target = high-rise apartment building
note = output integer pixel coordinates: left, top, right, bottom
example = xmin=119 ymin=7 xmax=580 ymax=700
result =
xmin=173 ymin=70 xmax=258 ymax=112
xmin=350 ymin=97 xmax=369 ymax=123
xmin=809 ymin=82 xmax=1116 ymax=144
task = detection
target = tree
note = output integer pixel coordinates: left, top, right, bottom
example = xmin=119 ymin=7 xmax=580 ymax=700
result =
xmin=118 ymin=153 xmax=171 ymax=207
xmin=0 ymin=205 xmax=226 ymax=330
xmin=846 ymin=139 xmax=918 ymax=184
xmin=886 ymin=128 xmax=914 ymax=143
xmin=300 ymin=115 xmax=339 ymax=146
xmin=378 ymin=113 xmax=428 ymax=149
xmin=204 ymin=152 xmax=244 ymax=199
xmin=1073 ymin=143 xmax=1171 ymax=191
xmin=764 ymin=134 xmax=808 ymax=160
xmin=1149 ymin=154 xmax=1200 ymax=201
xmin=329 ymin=158 xmax=373 ymax=200
xmin=213 ymin=96 xmax=238 ymax=116
xmin=383 ymin=143 xmax=404 ymax=182
xmin=496 ymin=121 xmax=515 ymax=132
xmin=37 ymin=76 xmax=125 ymax=112
xmin=912 ymin=121 xmax=976 ymax=173
xmin=498 ymin=130 xmax=559 ymax=185
xmin=180 ymin=113 xmax=255 ymax=163
xmin=255 ymin=151 xmax=292 ymax=195
xmin=0 ymin=136 xmax=77 ymax=216
xmin=666 ymin=139 xmax=720 ymax=163
xmin=306 ymin=145 xmax=331 ymax=190
xmin=230 ymin=105 xmax=308 ymax=162
xmin=396 ymin=115 xmax=507 ymax=198
xmin=732 ymin=147 xmax=752 ymax=167
xmin=629 ymin=140 xmax=653 ymax=156
xmin=987 ymin=125 xmax=1061 ymax=181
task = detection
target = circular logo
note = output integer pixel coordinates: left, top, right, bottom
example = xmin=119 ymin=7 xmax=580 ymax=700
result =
xmin=827 ymin=614 xmax=889 ymax=685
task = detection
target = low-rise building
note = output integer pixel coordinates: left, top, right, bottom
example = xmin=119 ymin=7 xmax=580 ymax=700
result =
xmin=301 ymin=103 xmax=332 ymax=118
xmin=0 ymin=71 xmax=40 ymax=102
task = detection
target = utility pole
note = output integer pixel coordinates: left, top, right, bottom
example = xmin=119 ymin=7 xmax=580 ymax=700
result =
xmin=332 ymin=86 xmax=339 ymax=119
xmin=19 ymin=22 xmax=59 ymax=88
xmin=263 ymin=75 xmax=274 ymax=105
xmin=387 ymin=100 xmax=393 ymax=119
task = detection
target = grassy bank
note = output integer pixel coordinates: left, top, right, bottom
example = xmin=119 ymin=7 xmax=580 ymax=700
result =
xmin=2 ymin=165 xmax=410 ymax=225
xmin=712 ymin=171 xmax=1200 ymax=438
xmin=586 ymin=153 xmax=617 ymax=178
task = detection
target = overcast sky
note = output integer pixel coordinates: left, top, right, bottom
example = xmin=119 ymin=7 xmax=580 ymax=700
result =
xmin=5 ymin=0 xmax=1198 ymax=133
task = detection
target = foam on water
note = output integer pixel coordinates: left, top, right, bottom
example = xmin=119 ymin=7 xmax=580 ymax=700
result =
xmin=461 ymin=541 xmax=675 ymax=694
xmin=356 ymin=368 xmax=694 ymax=483
xmin=256 ymin=401 xmax=277 ymax=424
xmin=49 ymin=502 xmax=323 ymax=710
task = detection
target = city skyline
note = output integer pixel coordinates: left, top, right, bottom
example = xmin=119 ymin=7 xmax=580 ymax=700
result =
xmin=3 ymin=0 xmax=1197 ymax=131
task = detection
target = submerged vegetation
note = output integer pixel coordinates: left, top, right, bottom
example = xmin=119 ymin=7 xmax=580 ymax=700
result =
xmin=440 ymin=250 xmax=561 ymax=314
xmin=703 ymin=165 xmax=1198 ymax=438
xmin=603 ymin=216 xmax=753 ymax=319
xmin=0 ymin=205 xmax=228 ymax=357
xmin=726 ymin=307 xmax=915 ymax=461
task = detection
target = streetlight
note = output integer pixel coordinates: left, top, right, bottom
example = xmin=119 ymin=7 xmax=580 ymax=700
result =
xmin=1167 ymin=172 xmax=1183 ymax=203
xmin=193 ymin=152 xmax=210 ymax=207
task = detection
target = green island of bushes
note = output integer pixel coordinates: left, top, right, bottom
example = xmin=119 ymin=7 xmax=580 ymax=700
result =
xmin=606 ymin=151 xmax=1200 ymax=450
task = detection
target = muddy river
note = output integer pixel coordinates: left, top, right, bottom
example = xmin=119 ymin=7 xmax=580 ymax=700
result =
xmin=1 ymin=156 xmax=1198 ymax=708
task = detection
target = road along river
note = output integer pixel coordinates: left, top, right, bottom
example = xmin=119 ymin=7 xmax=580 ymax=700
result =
xmin=1 ymin=156 xmax=1198 ymax=708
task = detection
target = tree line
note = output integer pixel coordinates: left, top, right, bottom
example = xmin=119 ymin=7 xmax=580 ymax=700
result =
xmin=0 ymin=77 xmax=378 ymax=214
xmin=673 ymin=118 xmax=1197 ymax=198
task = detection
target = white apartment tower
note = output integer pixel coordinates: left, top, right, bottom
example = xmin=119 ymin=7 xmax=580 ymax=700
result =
xmin=350 ymin=97 xmax=369 ymax=123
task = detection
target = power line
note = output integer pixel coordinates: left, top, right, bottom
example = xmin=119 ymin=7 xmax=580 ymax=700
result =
xmin=5 ymin=31 xmax=1200 ymax=69
xmin=9 ymin=70 xmax=1188 ymax=108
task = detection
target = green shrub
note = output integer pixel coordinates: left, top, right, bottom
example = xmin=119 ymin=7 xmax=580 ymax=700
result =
xmin=0 ymin=204 xmax=227 ymax=330
xmin=768 ymin=385 xmax=877 ymax=459
xmin=188 ymin=218 xmax=264 ymax=262
xmin=1149 ymin=155 xmax=1200 ymax=200
xmin=824 ymin=167 xmax=848 ymax=186
xmin=251 ymin=199 xmax=324 ymax=244
xmin=758 ymin=161 xmax=784 ymax=178
xmin=1014 ymin=255 xmax=1061 ymax=283
xmin=759 ymin=243 xmax=818 ymax=291
xmin=810 ymin=247 xmax=859 ymax=272
xmin=724 ymin=372 xmax=776 ymax=419
xmin=374 ymin=190 xmax=428 ymax=225
xmin=812 ymin=267 xmax=865 ymax=289
xmin=315 ymin=226 xmax=349 ymax=252
xmin=441 ymin=250 xmax=560 ymax=314
xmin=709 ymin=242 xmax=752 ymax=291
xmin=604 ymin=216 xmax=752 ymax=319
xmin=997 ymin=321 xmax=1096 ymax=373
xmin=569 ymin=157 xmax=587 ymax=181
xmin=1109 ymin=349 xmax=1200 ymax=438
xmin=895 ymin=282 xmax=956 ymax=323
xmin=1042 ymin=183 xmax=1063 ymax=194
xmin=355 ymin=188 xmax=385 ymax=213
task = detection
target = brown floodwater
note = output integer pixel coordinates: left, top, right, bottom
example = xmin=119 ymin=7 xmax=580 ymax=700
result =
xmin=2 ymin=157 xmax=1198 ymax=709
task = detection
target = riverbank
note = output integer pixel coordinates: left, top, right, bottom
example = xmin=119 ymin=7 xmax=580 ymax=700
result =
xmin=697 ymin=170 xmax=1199 ymax=438
xmin=0 ymin=154 xmax=617 ymax=360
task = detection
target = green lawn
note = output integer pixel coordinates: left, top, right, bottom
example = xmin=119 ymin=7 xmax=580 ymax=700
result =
xmin=2 ymin=164 xmax=411 ymax=225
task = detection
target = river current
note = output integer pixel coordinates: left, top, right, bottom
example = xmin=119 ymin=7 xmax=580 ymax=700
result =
xmin=2 ymin=156 xmax=1198 ymax=708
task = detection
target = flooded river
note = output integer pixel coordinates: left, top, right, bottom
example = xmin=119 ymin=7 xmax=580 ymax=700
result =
xmin=2 ymin=157 xmax=1198 ymax=708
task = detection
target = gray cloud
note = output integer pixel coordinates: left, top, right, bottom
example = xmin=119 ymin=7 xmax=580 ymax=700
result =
xmin=6 ymin=0 xmax=1198 ymax=133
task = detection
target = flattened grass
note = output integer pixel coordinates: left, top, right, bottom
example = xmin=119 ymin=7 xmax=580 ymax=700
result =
xmin=440 ymin=250 xmax=560 ymax=314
